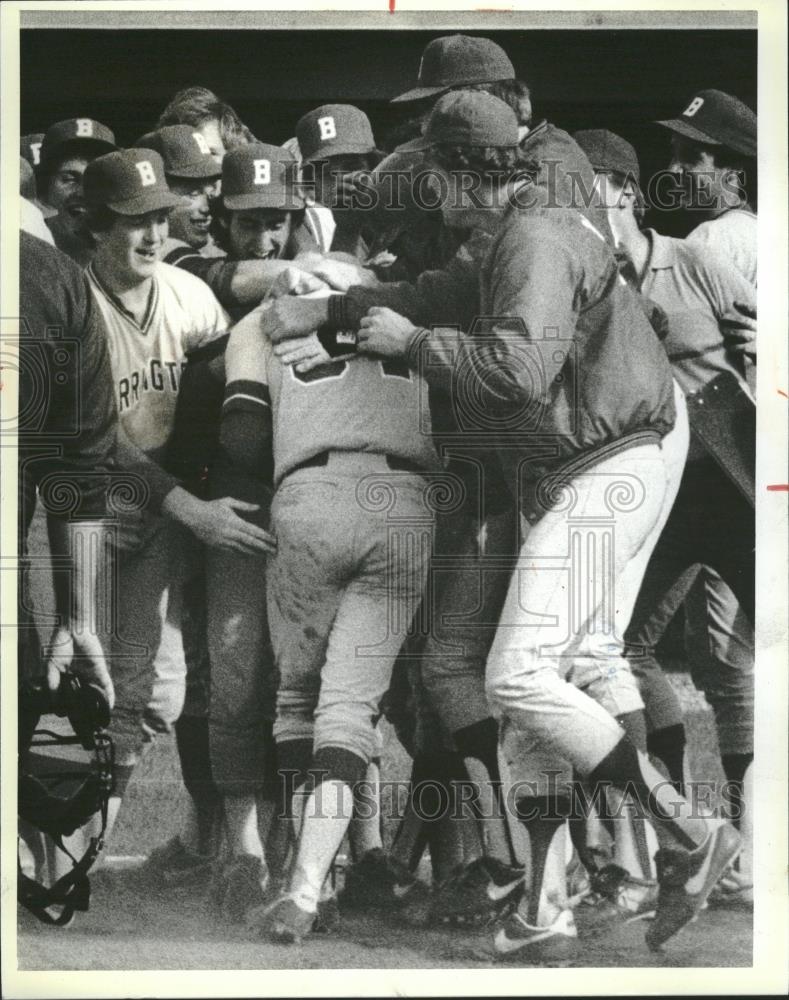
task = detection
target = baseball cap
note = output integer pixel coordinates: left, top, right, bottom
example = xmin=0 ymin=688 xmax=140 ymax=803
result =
xmin=398 ymin=90 xmax=519 ymax=153
xmin=21 ymin=133 xmax=45 ymax=169
xmin=84 ymin=149 xmax=184 ymax=215
xmin=296 ymin=105 xmax=376 ymax=163
xmin=222 ymin=143 xmax=305 ymax=211
xmin=392 ymin=34 xmax=515 ymax=104
xmin=134 ymin=126 xmax=221 ymax=180
xmin=656 ymin=90 xmax=756 ymax=157
xmin=573 ymin=129 xmax=641 ymax=185
xmin=39 ymin=118 xmax=117 ymax=173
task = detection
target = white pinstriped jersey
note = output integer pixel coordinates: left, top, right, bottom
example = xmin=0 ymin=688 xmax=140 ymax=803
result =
xmin=86 ymin=261 xmax=229 ymax=459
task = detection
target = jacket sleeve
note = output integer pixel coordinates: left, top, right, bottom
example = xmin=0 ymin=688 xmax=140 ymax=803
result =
xmin=43 ymin=281 xmax=119 ymax=518
xmin=338 ymin=236 xmax=486 ymax=329
xmin=407 ymin=219 xmax=582 ymax=408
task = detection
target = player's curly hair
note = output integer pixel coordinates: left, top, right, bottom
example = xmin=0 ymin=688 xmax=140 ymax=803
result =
xmin=157 ymin=86 xmax=256 ymax=151
xmin=430 ymin=143 xmax=539 ymax=183
xmin=465 ymin=79 xmax=533 ymax=128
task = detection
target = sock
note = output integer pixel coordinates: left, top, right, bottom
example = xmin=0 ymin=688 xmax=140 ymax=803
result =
xmin=721 ymin=753 xmax=753 ymax=828
xmin=175 ymin=714 xmax=222 ymax=854
xmin=276 ymin=738 xmax=313 ymax=838
xmin=616 ymin=711 xmax=648 ymax=753
xmin=413 ymin=751 xmax=473 ymax=882
xmin=588 ymin=736 xmax=715 ymax=851
xmin=454 ymin=718 xmax=520 ymax=866
xmin=647 ymin=723 xmax=688 ymax=796
xmin=516 ymin=796 xmax=570 ymax=925
xmin=289 ymin=747 xmax=367 ymax=913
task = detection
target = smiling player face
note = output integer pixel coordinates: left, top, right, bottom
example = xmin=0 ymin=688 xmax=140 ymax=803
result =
xmin=227 ymin=208 xmax=292 ymax=260
xmin=168 ymin=177 xmax=220 ymax=248
xmin=95 ymin=209 xmax=170 ymax=287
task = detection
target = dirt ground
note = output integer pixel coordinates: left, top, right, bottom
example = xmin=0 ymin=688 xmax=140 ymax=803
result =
xmin=17 ymin=697 xmax=752 ymax=973
xmin=16 ymin=507 xmax=752 ymax=972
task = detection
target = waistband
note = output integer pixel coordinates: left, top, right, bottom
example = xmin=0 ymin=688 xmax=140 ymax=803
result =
xmin=285 ymin=450 xmax=429 ymax=479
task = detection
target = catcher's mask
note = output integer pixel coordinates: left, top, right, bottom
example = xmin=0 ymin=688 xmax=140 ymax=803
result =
xmin=18 ymin=671 xmax=115 ymax=926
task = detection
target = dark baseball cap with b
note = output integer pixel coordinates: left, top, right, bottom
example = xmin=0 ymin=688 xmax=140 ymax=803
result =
xmin=134 ymin=126 xmax=221 ymax=180
xmin=573 ymin=129 xmax=641 ymax=185
xmin=656 ymin=89 xmax=756 ymax=157
xmin=84 ymin=148 xmax=184 ymax=215
xmin=222 ymin=143 xmax=305 ymax=211
xmin=21 ymin=133 xmax=45 ymax=168
xmin=296 ymin=105 xmax=376 ymax=163
xmin=399 ymin=90 xmax=520 ymax=153
xmin=392 ymin=34 xmax=515 ymax=103
xmin=39 ymin=118 xmax=117 ymax=172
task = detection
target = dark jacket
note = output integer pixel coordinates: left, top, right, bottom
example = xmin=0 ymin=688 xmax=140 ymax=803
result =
xmin=405 ymin=205 xmax=676 ymax=519
xmin=18 ymin=232 xmax=118 ymax=536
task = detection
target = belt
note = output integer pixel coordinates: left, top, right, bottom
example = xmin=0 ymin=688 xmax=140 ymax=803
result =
xmin=290 ymin=451 xmax=427 ymax=476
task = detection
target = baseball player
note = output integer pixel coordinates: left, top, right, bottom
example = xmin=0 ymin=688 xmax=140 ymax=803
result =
xmin=658 ymin=92 xmax=757 ymax=906
xmin=214 ymin=274 xmax=441 ymax=942
xmin=35 ymin=118 xmax=117 ymax=267
xmin=259 ymin=35 xmax=618 ymax=923
xmin=295 ymin=104 xmax=382 ymax=258
xmin=636 ymin=96 xmax=757 ymax=902
xmin=156 ymin=85 xmax=256 ymax=164
xmin=122 ymin=124 xmax=227 ymax=878
xmin=658 ymin=89 xmax=756 ymax=285
xmin=17 ymin=230 xmax=118 ymax=898
xmin=353 ymin=91 xmax=741 ymax=958
xmin=134 ymin=125 xmax=223 ymax=260
xmin=77 ymin=147 xmax=275 ymax=856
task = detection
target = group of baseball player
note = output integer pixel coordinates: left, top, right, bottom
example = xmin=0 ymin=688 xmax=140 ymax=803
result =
xmin=18 ymin=33 xmax=756 ymax=958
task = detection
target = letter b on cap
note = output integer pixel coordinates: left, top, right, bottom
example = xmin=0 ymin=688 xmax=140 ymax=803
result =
xmin=192 ymin=132 xmax=211 ymax=156
xmin=683 ymin=96 xmax=705 ymax=118
xmin=135 ymin=160 xmax=157 ymax=187
xmin=253 ymin=159 xmax=271 ymax=185
xmin=75 ymin=118 xmax=94 ymax=137
xmin=317 ymin=116 xmax=337 ymax=141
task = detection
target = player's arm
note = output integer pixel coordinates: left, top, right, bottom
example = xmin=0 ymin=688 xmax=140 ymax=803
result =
xmin=699 ymin=247 xmax=757 ymax=364
xmin=41 ymin=288 xmax=116 ymax=708
xmin=359 ymin=222 xmax=579 ymax=407
xmin=261 ymin=241 xmax=482 ymax=345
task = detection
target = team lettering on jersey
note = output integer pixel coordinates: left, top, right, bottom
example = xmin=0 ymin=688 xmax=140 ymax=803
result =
xmin=118 ymin=358 xmax=188 ymax=412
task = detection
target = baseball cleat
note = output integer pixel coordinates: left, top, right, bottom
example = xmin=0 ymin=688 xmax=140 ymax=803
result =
xmin=430 ymin=856 xmax=525 ymax=927
xmin=142 ymin=835 xmax=214 ymax=887
xmin=209 ymin=852 xmax=270 ymax=924
xmin=339 ymin=848 xmax=422 ymax=912
xmin=493 ymin=908 xmax=578 ymax=961
xmin=263 ymin=895 xmax=317 ymax=944
xmin=312 ymin=891 xmax=341 ymax=934
xmin=574 ymin=862 xmax=658 ymax=927
xmin=645 ymin=823 xmax=742 ymax=951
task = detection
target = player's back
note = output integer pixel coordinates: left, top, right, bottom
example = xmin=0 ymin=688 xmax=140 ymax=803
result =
xmin=267 ymin=350 xmax=440 ymax=487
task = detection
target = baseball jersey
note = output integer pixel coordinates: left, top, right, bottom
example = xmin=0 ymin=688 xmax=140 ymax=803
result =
xmin=86 ymin=260 xmax=229 ymax=461
xmin=245 ymin=328 xmax=441 ymax=488
xmin=686 ymin=207 xmax=756 ymax=288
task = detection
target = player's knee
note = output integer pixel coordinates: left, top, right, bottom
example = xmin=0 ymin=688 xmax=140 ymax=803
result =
xmin=311 ymin=745 xmax=368 ymax=788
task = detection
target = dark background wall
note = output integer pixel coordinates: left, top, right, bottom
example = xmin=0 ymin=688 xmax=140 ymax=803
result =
xmin=21 ymin=27 xmax=756 ymax=234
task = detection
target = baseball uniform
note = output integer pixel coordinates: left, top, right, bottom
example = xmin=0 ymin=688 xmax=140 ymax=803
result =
xmin=220 ymin=307 xmax=440 ymax=772
xmin=85 ymin=236 xmax=229 ymax=765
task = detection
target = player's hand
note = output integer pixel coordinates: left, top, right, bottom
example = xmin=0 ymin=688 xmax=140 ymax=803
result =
xmin=185 ymin=496 xmax=277 ymax=556
xmin=45 ymin=625 xmax=115 ymax=712
xmin=267 ymin=266 xmax=328 ymax=300
xmin=263 ymin=296 xmax=329 ymax=344
xmin=273 ymin=332 xmax=333 ymax=373
xmin=358 ymin=306 xmax=418 ymax=359
xmin=721 ymin=301 xmax=756 ymax=361
xmin=112 ymin=508 xmax=150 ymax=552
xmin=303 ymin=256 xmax=378 ymax=292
